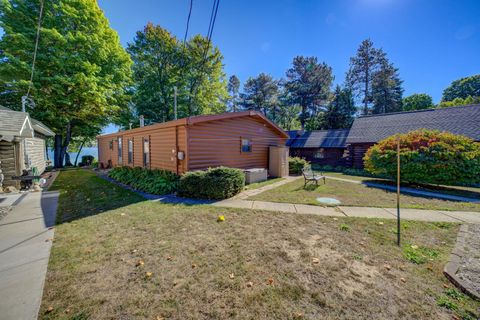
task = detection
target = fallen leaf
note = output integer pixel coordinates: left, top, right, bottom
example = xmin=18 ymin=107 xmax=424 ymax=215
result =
xmin=384 ymin=264 xmax=392 ymax=271
xmin=312 ymin=258 xmax=320 ymax=264
xmin=46 ymin=306 xmax=54 ymax=313
xmin=166 ymin=256 xmax=173 ymax=261
xmin=400 ymin=277 xmax=406 ymax=283
xmin=191 ymin=263 xmax=197 ymax=269
xmin=333 ymin=218 xmax=338 ymax=221
xmin=246 ymin=281 xmax=253 ymax=288
xmin=136 ymin=260 xmax=145 ymax=267
xmin=378 ymin=221 xmax=384 ymax=225
xmin=411 ymin=245 xmax=418 ymax=250
xmin=229 ymin=273 xmax=235 ymax=279
xmin=217 ymin=215 xmax=225 ymax=222
xmin=294 ymin=312 xmax=304 ymax=319
xmin=266 ymin=278 xmax=274 ymax=285
xmin=65 ymin=308 xmax=70 ymax=314
xmin=120 ymin=213 xmax=126 ymax=216
xmin=156 ymin=317 xmax=165 ymax=320
xmin=146 ymin=272 xmax=153 ymax=278
xmin=131 ymin=249 xmax=137 ymax=254
xmin=443 ymin=283 xmax=449 ymax=289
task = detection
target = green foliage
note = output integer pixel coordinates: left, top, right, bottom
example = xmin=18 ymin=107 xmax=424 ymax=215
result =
xmin=227 ymin=75 xmax=241 ymax=112
xmin=289 ymin=157 xmax=310 ymax=175
xmin=445 ymin=288 xmax=465 ymax=301
xmin=240 ymin=73 xmax=279 ymax=116
xmin=371 ymin=58 xmax=404 ymax=114
xmin=437 ymin=96 xmax=480 ymax=108
xmin=324 ymin=85 xmax=356 ymax=129
xmin=364 ymin=129 xmax=480 ymax=185
xmin=0 ymin=0 xmax=132 ymax=157
xmin=108 ymin=166 xmax=179 ymax=195
xmin=285 ymin=56 xmax=333 ymax=128
xmin=403 ymin=244 xmax=439 ymax=264
xmin=340 ymin=224 xmax=350 ymax=232
xmin=436 ymin=296 xmax=458 ymax=311
xmin=127 ymin=23 xmax=227 ymax=124
xmin=178 ymin=167 xmax=245 ymax=200
xmin=402 ymin=93 xmax=434 ymax=111
xmin=442 ymin=74 xmax=480 ymax=102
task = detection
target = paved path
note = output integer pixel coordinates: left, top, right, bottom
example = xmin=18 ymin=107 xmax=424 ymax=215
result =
xmin=0 ymin=191 xmax=59 ymax=320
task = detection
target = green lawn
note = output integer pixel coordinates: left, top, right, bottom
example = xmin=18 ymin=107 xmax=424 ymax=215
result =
xmin=249 ymin=177 xmax=480 ymax=212
xmin=40 ymin=169 xmax=479 ymax=320
xmin=244 ymin=177 xmax=285 ymax=190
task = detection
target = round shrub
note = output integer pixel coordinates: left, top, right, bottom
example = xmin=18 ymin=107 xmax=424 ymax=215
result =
xmin=364 ymin=129 xmax=480 ymax=185
xmin=289 ymin=157 xmax=309 ymax=175
xmin=178 ymin=167 xmax=245 ymax=200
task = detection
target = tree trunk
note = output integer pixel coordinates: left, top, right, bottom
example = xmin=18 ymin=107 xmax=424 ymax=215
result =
xmin=59 ymin=122 xmax=73 ymax=167
xmin=74 ymin=139 xmax=86 ymax=166
xmin=65 ymin=153 xmax=73 ymax=167
xmin=54 ymin=134 xmax=62 ymax=168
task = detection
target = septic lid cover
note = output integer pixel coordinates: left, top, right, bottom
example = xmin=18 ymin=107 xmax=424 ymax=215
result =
xmin=316 ymin=197 xmax=341 ymax=205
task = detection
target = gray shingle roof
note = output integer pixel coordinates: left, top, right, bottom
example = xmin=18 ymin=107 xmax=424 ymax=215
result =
xmin=346 ymin=104 xmax=480 ymax=144
xmin=288 ymin=129 xmax=350 ymax=148
xmin=0 ymin=106 xmax=54 ymax=137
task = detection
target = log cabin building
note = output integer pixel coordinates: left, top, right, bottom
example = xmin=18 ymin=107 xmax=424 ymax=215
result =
xmin=97 ymin=111 xmax=289 ymax=175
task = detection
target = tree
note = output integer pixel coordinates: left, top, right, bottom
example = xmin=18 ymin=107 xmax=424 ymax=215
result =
xmin=285 ymin=56 xmax=333 ymax=129
xmin=227 ymin=75 xmax=240 ymax=112
xmin=240 ymin=73 xmax=279 ymax=116
xmin=346 ymin=39 xmax=384 ymax=115
xmin=324 ymin=85 xmax=356 ymax=129
xmin=371 ymin=59 xmax=403 ymax=114
xmin=442 ymin=74 xmax=480 ymax=102
xmin=437 ymin=96 xmax=480 ymax=108
xmin=127 ymin=24 xmax=227 ymax=124
xmin=0 ymin=0 xmax=132 ymax=167
xmin=402 ymin=93 xmax=434 ymax=111
xmin=364 ymin=130 xmax=480 ymax=185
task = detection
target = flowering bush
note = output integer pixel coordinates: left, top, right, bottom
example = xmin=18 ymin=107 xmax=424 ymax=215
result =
xmin=364 ymin=129 xmax=480 ymax=185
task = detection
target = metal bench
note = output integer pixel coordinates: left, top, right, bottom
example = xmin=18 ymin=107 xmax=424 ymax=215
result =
xmin=302 ymin=166 xmax=326 ymax=188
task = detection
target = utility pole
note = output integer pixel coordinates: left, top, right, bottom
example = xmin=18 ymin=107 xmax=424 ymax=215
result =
xmin=174 ymin=86 xmax=178 ymax=120
xmin=396 ymin=136 xmax=401 ymax=246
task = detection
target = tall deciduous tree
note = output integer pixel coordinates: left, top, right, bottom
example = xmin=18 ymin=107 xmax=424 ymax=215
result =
xmin=442 ymin=74 xmax=480 ymax=102
xmin=346 ymin=39 xmax=384 ymax=115
xmin=0 ymin=0 xmax=132 ymax=167
xmin=127 ymin=24 xmax=227 ymax=123
xmin=324 ymin=85 xmax=356 ymax=129
xmin=371 ymin=59 xmax=403 ymax=114
xmin=240 ymin=73 xmax=279 ymax=116
xmin=285 ymin=56 xmax=333 ymax=129
xmin=227 ymin=75 xmax=240 ymax=112
xmin=402 ymin=93 xmax=434 ymax=111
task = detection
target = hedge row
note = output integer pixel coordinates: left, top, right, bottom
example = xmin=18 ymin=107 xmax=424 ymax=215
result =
xmin=108 ymin=166 xmax=179 ymax=195
xmin=178 ymin=167 xmax=245 ymax=200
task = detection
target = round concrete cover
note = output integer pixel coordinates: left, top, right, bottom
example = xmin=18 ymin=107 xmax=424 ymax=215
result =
xmin=316 ymin=197 xmax=341 ymax=205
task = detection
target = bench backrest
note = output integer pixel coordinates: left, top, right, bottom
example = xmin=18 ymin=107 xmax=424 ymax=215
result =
xmin=302 ymin=166 xmax=315 ymax=179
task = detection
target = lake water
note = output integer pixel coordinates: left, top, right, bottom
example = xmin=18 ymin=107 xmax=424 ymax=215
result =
xmin=47 ymin=147 xmax=98 ymax=163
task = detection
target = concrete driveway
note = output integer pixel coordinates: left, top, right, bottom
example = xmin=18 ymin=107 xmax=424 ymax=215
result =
xmin=0 ymin=191 xmax=58 ymax=320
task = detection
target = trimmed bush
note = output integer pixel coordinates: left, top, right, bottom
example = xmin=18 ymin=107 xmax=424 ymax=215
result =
xmin=364 ymin=129 xmax=480 ymax=185
xmin=289 ymin=157 xmax=309 ymax=175
xmin=178 ymin=167 xmax=245 ymax=200
xmin=108 ymin=166 xmax=179 ymax=195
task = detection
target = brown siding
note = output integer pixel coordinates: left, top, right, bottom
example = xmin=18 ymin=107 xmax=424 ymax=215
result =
xmin=290 ymin=147 xmax=346 ymax=167
xmin=349 ymin=143 xmax=375 ymax=168
xmin=187 ymin=117 xmax=285 ymax=171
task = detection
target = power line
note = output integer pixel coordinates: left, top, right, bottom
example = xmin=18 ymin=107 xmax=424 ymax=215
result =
xmin=183 ymin=0 xmax=193 ymax=47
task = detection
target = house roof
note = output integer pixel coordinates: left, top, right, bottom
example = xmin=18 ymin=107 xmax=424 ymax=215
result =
xmin=98 ymin=111 xmax=289 ymax=139
xmin=0 ymin=106 xmax=54 ymax=140
xmin=346 ymin=104 xmax=480 ymax=144
xmin=287 ymin=129 xmax=350 ymax=148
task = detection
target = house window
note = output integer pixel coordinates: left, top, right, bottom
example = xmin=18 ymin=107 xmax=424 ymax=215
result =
xmin=314 ymin=149 xmax=325 ymax=159
xmin=143 ymin=137 xmax=150 ymax=167
xmin=241 ymin=138 xmax=252 ymax=152
xmin=118 ymin=137 xmax=123 ymax=164
xmin=128 ymin=139 xmax=133 ymax=164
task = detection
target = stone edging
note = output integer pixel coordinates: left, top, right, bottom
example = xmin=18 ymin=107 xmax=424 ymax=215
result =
xmin=443 ymin=224 xmax=480 ymax=300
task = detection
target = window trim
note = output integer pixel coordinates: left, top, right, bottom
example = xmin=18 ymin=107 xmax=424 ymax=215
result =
xmin=118 ymin=136 xmax=123 ymax=165
xmin=128 ymin=139 xmax=133 ymax=164
xmin=240 ymin=137 xmax=252 ymax=153
xmin=143 ymin=136 xmax=150 ymax=168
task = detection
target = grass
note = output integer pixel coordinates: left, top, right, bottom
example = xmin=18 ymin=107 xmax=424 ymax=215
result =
xmin=249 ymin=178 xmax=480 ymax=212
xmin=244 ymin=177 xmax=285 ymax=190
xmin=40 ymin=169 xmax=480 ymax=319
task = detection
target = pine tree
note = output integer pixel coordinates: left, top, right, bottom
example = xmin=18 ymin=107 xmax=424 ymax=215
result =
xmin=346 ymin=39 xmax=383 ymax=115
xmin=227 ymin=75 xmax=240 ymax=112
xmin=285 ymin=56 xmax=333 ymax=129
xmin=371 ymin=59 xmax=404 ymax=114
xmin=240 ymin=73 xmax=279 ymax=117
xmin=324 ymin=85 xmax=356 ymax=129
xmin=0 ymin=0 xmax=133 ymax=167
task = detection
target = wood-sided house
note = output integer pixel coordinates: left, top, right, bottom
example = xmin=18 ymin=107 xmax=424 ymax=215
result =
xmin=97 ymin=111 xmax=289 ymax=175
xmin=0 ymin=106 xmax=54 ymax=189
xmin=346 ymin=104 xmax=480 ymax=168
xmin=287 ymin=129 xmax=350 ymax=166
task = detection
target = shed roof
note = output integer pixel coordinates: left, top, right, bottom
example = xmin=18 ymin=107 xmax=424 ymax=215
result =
xmin=287 ymin=129 xmax=350 ymax=148
xmin=346 ymin=104 xmax=480 ymax=144
xmin=0 ymin=106 xmax=54 ymax=139
xmin=98 ymin=111 xmax=289 ymax=139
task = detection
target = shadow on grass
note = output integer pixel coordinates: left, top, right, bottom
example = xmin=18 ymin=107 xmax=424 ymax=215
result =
xmin=48 ymin=169 xmax=146 ymax=224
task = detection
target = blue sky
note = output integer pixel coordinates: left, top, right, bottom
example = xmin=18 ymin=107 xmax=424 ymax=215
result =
xmin=98 ymin=0 xmax=479 ymax=106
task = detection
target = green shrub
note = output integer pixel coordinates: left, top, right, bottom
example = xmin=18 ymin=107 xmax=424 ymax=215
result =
xmin=178 ymin=167 xmax=245 ymax=200
xmin=289 ymin=157 xmax=309 ymax=175
xmin=403 ymin=244 xmax=439 ymax=264
xmin=108 ymin=166 xmax=179 ymax=195
xmin=364 ymin=129 xmax=480 ymax=185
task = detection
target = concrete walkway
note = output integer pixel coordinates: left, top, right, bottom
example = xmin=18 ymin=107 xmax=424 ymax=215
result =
xmin=0 ymin=191 xmax=59 ymax=320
